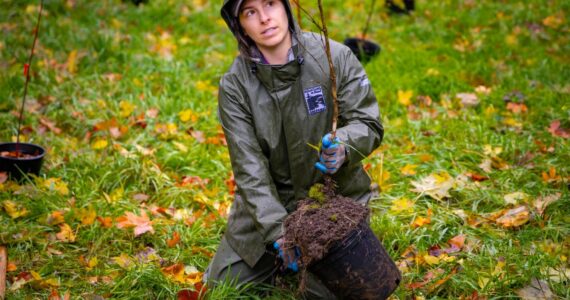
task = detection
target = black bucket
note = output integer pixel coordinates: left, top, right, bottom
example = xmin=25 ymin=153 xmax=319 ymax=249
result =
xmin=386 ymin=0 xmax=415 ymax=14
xmin=343 ymin=38 xmax=381 ymax=63
xmin=309 ymin=222 xmax=401 ymax=299
xmin=0 ymin=142 xmax=46 ymax=181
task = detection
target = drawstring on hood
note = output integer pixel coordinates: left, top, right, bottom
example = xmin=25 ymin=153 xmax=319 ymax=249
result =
xmin=220 ymin=0 xmax=304 ymax=65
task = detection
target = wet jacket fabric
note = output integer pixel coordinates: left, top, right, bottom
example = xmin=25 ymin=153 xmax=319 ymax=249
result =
xmin=218 ymin=0 xmax=384 ymax=267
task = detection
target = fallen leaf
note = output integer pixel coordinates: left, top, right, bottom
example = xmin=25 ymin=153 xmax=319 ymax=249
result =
xmin=119 ymin=101 xmax=135 ymax=118
xmin=506 ymin=102 xmax=528 ymax=114
xmin=534 ymin=193 xmax=562 ymax=216
xmin=112 ymin=253 xmax=133 ymax=269
xmin=56 ymin=223 xmax=76 ymax=242
xmin=162 ymin=263 xmax=203 ymax=285
xmin=401 ymin=164 xmax=418 ymax=176
xmin=495 ymin=206 xmax=530 ymax=228
xmin=542 ymin=167 xmax=562 ymax=183
xmin=116 ymin=209 xmax=154 ymax=236
xmin=447 ymin=234 xmax=466 ymax=251
xmin=179 ymin=109 xmax=199 ymax=123
xmin=75 ymin=206 xmax=97 ymax=225
xmin=504 ymin=192 xmax=528 ymax=205
xmin=2 ymin=200 xmax=29 ymax=219
xmin=41 ymin=178 xmax=70 ymax=195
xmin=167 ymin=231 xmax=181 ymax=248
xmin=466 ymin=172 xmax=489 ymax=182
xmin=92 ymin=139 xmax=108 ymax=150
xmin=543 ymin=13 xmax=565 ymax=29
xmin=177 ymin=282 xmax=207 ymax=300
xmin=7 ymin=262 xmax=17 ymax=272
xmin=46 ymin=210 xmax=66 ymax=225
xmin=516 ymin=278 xmax=554 ymax=300
xmin=66 ymin=49 xmax=78 ymax=74
xmin=411 ymin=172 xmax=455 ymax=200
xmin=457 ymin=93 xmax=479 ymax=107
xmin=0 ymin=172 xmax=7 ymax=184
xmin=97 ymin=216 xmax=113 ymax=228
xmin=398 ymin=90 xmax=413 ymax=106
xmin=39 ymin=117 xmax=62 ymax=134
xmin=411 ymin=209 xmax=432 ymax=228
xmin=547 ymin=120 xmax=570 ymax=139
xmin=391 ymin=197 xmax=414 ymax=213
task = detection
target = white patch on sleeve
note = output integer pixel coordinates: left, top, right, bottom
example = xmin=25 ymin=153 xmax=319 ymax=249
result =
xmin=360 ymin=75 xmax=370 ymax=87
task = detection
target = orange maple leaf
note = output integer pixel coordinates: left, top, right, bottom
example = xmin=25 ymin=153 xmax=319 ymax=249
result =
xmin=116 ymin=210 xmax=154 ymax=236
xmin=167 ymin=231 xmax=181 ymax=248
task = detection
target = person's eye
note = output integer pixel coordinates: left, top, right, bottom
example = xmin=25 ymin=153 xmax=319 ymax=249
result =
xmin=244 ymin=9 xmax=255 ymax=17
xmin=267 ymin=1 xmax=274 ymax=7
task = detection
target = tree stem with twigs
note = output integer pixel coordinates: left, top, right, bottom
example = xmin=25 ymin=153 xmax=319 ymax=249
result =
xmin=316 ymin=0 xmax=339 ymax=138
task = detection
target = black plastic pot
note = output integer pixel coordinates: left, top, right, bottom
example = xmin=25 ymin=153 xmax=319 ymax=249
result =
xmin=343 ymin=38 xmax=381 ymax=63
xmin=0 ymin=142 xmax=46 ymax=181
xmin=386 ymin=0 xmax=415 ymax=14
xmin=310 ymin=222 xmax=401 ymax=300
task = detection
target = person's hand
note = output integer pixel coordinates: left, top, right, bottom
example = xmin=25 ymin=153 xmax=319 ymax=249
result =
xmin=315 ymin=133 xmax=346 ymax=174
xmin=273 ymin=238 xmax=301 ymax=272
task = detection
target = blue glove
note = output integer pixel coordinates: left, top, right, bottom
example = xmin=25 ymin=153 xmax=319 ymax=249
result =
xmin=273 ymin=240 xmax=301 ymax=272
xmin=315 ymin=133 xmax=346 ymax=174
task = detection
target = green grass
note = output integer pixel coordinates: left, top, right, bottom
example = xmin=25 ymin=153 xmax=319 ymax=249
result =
xmin=1 ymin=0 xmax=569 ymax=298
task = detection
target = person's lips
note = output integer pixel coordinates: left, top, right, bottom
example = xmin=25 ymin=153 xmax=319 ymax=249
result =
xmin=261 ymin=27 xmax=277 ymax=35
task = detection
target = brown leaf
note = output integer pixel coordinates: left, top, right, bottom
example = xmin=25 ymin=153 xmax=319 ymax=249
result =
xmin=97 ymin=216 xmax=113 ymax=228
xmin=506 ymin=102 xmax=528 ymax=114
xmin=547 ymin=120 xmax=570 ymax=139
xmin=534 ymin=193 xmax=562 ymax=216
xmin=133 ymin=193 xmax=150 ymax=202
xmin=167 ymin=231 xmax=181 ymax=248
xmin=39 ymin=117 xmax=62 ymax=134
xmin=116 ymin=210 xmax=154 ymax=236
xmin=495 ymin=206 xmax=530 ymax=228
xmin=177 ymin=282 xmax=207 ymax=300
xmin=0 ymin=172 xmax=7 ymax=184
xmin=466 ymin=172 xmax=489 ymax=182
xmin=516 ymin=278 xmax=554 ymax=300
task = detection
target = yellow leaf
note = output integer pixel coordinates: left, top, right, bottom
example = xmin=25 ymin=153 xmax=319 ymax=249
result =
xmin=92 ymin=139 xmax=108 ymax=150
xmin=397 ymin=90 xmax=413 ymax=106
xmin=172 ymin=141 xmax=188 ymax=153
xmin=76 ymin=206 xmax=97 ymax=225
xmin=543 ymin=14 xmax=565 ymax=29
xmin=483 ymin=145 xmax=502 ymax=156
xmin=41 ymin=178 xmax=69 ymax=195
xmin=46 ymin=210 xmax=66 ymax=225
xmin=112 ymin=253 xmax=133 ymax=269
xmin=178 ymin=109 xmax=198 ymax=123
xmin=103 ymin=187 xmax=124 ymax=203
xmin=119 ymin=101 xmax=135 ymax=118
xmin=87 ymin=257 xmax=98 ymax=270
xmin=504 ymin=192 xmax=528 ymax=205
xmin=2 ymin=200 xmax=28 ymax=219
xmin=56 ymin=223 xmax=76 ymax=242
xmin=400 ymin=164 xmax=418 ymax=176
xmin=411 ymin=213 xmax=432 ymax=228
xmin=390 ymin=198 xmax=414 ymax=213
xmin=195 ymin=80 xmax=214 ymax=92
xmin=478 ymin=275 xmax=490 ymax=289
xmin=423 ymin=255 xmax=440 ymax=266
xmin=66 ymin=50 xmax=78 ymax=74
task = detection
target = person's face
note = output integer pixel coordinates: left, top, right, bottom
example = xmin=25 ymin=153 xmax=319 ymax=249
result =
xmin=238 ymin=0 xmax=290 ymax=54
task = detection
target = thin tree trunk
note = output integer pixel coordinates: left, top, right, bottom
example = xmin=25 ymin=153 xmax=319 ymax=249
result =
xmin=317 ymin=0 xmax=339 ymax=137
xmin=0 ymin=246 xmax=7 ymax=300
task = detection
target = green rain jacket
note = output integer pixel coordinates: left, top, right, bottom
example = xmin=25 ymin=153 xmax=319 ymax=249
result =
xmin=219 ymin=0 xmax=384 ymax=267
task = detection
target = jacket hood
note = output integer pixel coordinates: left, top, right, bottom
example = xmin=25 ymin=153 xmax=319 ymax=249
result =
xmin=220 ymin=0 xmax=301 ymax=60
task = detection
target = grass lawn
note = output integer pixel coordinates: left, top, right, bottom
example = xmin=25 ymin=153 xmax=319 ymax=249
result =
xmin=1 ymin=0 xmax=568 ymax=298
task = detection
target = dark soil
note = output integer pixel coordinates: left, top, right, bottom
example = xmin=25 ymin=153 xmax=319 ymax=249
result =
xmin=283 ymin=177 xmax=369 ymax=267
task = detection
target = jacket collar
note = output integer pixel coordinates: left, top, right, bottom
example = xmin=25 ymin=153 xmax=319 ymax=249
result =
xmin=250 ymin=36 xmax=304 ymax=92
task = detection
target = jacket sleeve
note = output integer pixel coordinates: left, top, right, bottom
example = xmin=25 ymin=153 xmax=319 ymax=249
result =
xmin=334 ymin=46 xmax=384 ymax=166
xmin=217 ymin=74 xmax=287 ymax=244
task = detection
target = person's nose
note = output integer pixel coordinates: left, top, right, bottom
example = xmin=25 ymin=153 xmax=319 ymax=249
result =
xmin=258 ymin=9 xmax=270 ymax=24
